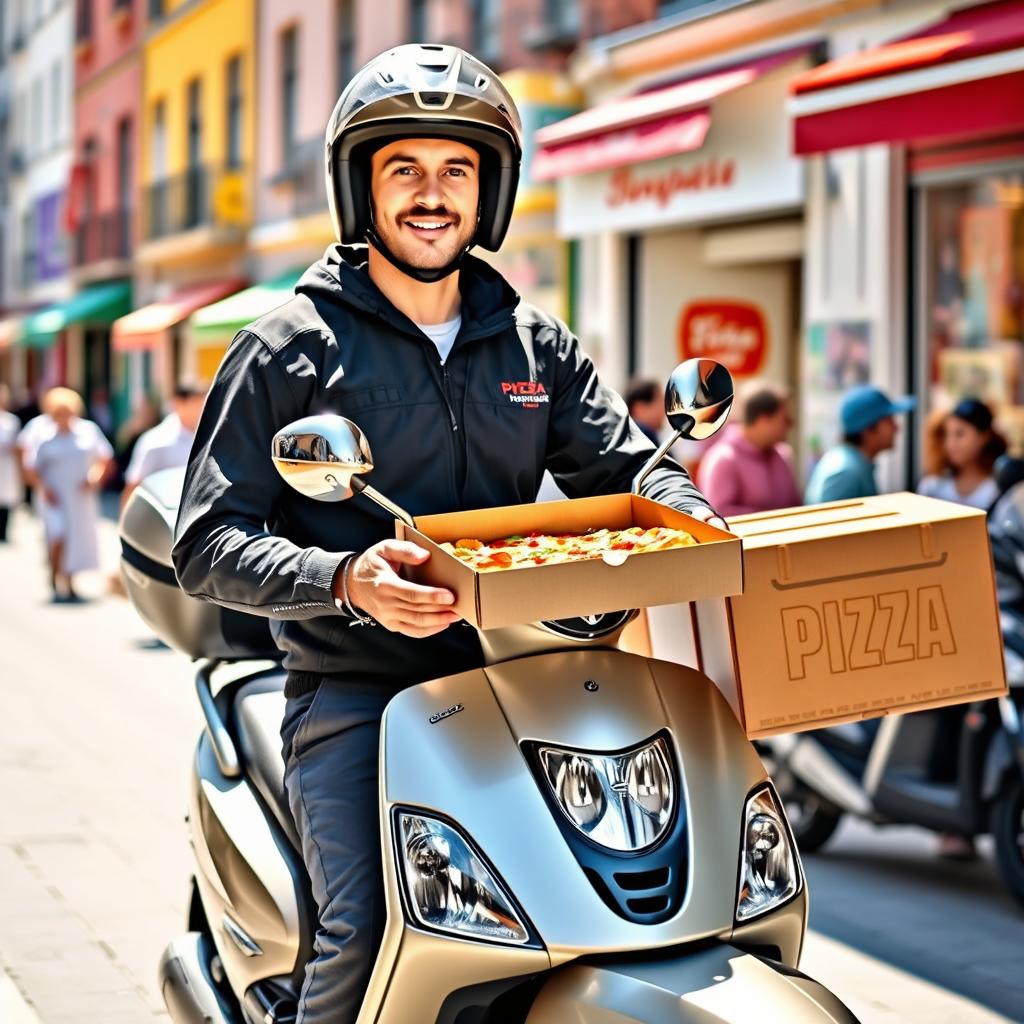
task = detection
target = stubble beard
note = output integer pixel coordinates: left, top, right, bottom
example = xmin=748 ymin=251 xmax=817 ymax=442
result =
xmin=376 ymin=208 xmax=475 ymax=269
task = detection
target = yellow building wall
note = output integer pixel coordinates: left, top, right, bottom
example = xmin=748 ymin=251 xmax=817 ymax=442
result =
xmin=142 ymin=0 xmax=255 ymax=191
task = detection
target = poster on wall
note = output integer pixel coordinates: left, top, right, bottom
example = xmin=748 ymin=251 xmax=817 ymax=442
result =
xmin=678 ymin=300 xmax=768 ymax=376
xmin=803 ymin=321 xmax=872 ymax=472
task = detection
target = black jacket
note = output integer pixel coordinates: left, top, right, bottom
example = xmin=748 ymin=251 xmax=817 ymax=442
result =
xmin=172 ymin=245 xmax=713 ymax=695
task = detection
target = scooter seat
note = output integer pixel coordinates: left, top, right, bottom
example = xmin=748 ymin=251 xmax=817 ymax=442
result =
xmin=233 ymin=676 xmax=301 ymax=849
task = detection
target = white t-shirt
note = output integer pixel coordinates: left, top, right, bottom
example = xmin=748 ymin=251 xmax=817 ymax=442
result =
xmin=0 ymin=410 xmax=21 ymax=507
xmin=17 ymin=413 xmax=55 ymax=461
xmin=126 ymin=412 xmax=197 ymax=485
xmin=918 ymin=473 xmax=998 ymax=511
xmin=415 ymin=316 xmax=461 ymax=364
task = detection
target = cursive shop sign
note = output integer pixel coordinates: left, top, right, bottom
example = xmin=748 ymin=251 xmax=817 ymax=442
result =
xmin=555 ymin=139 xmax=801 ymax=236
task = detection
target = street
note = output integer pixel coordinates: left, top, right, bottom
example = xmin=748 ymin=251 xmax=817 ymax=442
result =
xmin=0 ymin=508 xmax=1022 ymax=1023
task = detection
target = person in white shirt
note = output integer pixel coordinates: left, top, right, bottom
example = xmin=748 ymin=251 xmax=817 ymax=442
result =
xmin=122 ymin=383 xmax=206 ymax=505
xmin=23 ymin=388 xmax=113 ymax=600
xmin=0 ymin=385 xmax=22 ymax=541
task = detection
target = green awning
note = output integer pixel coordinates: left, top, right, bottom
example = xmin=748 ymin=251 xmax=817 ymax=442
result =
xmin=188 ymin=268 xmax=304 ymax=346
xmin=20 ymin=280 xmax=133 ymax=349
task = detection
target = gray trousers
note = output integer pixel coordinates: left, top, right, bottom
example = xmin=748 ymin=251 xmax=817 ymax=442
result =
xmin=281 ymin=681 xmax=399 ymax=1024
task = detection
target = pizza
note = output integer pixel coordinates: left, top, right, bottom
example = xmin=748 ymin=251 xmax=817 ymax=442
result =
xmin=438 ymin=526 xmax=697 ymax=572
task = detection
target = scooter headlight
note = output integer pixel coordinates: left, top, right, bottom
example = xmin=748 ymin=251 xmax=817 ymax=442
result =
xmin=539 ymin=736 xmax=675 ymax=852
xmin=736 ymin=785 xmax=800 ymax=922
xmin=396 ymin=812 xmax=532 ymax=946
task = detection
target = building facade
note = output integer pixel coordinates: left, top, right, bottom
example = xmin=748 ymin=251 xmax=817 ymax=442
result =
xmin=4 ymin=0 xmax=75 ymax=396
xmin=131 ymin=0 xmax=255 ymax=390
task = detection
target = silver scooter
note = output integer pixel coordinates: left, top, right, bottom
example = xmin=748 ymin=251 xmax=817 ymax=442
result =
xmin=120 ymin=359 xmax=860 ymax=1023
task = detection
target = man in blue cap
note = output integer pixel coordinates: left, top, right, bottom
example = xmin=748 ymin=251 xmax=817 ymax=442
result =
xmin=805 ymin=385 xmax=915 ymax=504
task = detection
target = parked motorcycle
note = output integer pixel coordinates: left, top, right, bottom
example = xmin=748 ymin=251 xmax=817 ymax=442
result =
xmin=758 ymin=664 xmax=1024 ymax=908
xmin=120 ymin=359 xmax=860 ymax=1023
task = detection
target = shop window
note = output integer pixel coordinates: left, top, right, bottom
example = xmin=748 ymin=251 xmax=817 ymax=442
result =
xmin=471 ymin=0 xmax=500 ymax=65
xmin=280 ymin=26 xmax=297 ymax=170
xmin=409 ymin=0 xmax=427 ymax=41
xmin=920 ymin=169 xmax=1024 ymax=451
xmin=225 ymin=54 xmax=243 ymax=171
xmin=336 ymin=0 xmax=355 ymax=94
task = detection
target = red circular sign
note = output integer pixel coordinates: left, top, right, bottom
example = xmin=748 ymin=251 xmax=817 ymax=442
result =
xmin=678 ymin=300 xmax=768 ymax=376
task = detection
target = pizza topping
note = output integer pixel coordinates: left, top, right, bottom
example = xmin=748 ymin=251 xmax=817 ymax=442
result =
xmin=439 ymin=525 xmax=697 ymax=571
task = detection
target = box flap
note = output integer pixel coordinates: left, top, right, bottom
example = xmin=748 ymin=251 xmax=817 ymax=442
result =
xmin=728 ymin=492 xmax=983 ymax=550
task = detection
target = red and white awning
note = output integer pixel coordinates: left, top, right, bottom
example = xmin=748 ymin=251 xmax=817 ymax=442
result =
xmin=534 ymin=47 xmax=811 ymax=181
xmin=790 ymin=0 xmax=1024 ymax=155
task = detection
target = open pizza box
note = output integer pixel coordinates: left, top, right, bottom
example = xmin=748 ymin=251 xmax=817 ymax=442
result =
xmin=646 ymin=492 xmax=1008 ymax=739
xmin=394 ymin=493 xmax=743 ymax=630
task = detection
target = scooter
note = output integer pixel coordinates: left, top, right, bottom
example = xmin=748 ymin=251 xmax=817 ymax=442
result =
xmin=758 ymin=687 xmax=1024 ymax=907
xmin=120 ymin=359 xmax=860 ymax=1023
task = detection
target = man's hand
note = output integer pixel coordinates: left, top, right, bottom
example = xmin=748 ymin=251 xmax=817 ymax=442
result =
xmin=341 ymin=540 xmax=460 ymax=638
xmin=686 ymin=505 xmax=731 ymax=533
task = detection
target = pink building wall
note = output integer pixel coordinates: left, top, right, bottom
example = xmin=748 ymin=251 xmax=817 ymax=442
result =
xmin=73 ymin=58 xmax=141 ymax=212
xmin=74 ymin=0 xmax=144 ymax=89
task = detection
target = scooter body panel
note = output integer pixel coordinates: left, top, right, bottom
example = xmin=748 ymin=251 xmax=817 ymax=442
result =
xmin=190 ymin=731 xmax=305 ymax=1001
xmin=524 ymin=944 xmax=858 ymax=1023
xmin=358 ymin=650 xmax=808 ymax=1022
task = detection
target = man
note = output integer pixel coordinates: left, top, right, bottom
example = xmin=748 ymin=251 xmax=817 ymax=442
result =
xmin=697 ymin=380 xmax=801 ymax=517
xmin=121 ymin=382 xmax=205 ymax=505
xmin=0 ymin=384 xmax=21 ymax=541
xmin=172 ymin=45 xmax=721 ymax=1024
xmin=625 ymin=378 xmax=665 ymax=444
xmin=805 ymin=385 xmax=914 ymax=504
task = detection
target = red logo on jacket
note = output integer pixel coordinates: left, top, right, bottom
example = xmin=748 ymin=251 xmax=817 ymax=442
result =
xmin=501 ymin=380 xmax=550 ymax=409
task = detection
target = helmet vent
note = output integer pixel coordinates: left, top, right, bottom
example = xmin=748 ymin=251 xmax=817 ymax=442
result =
xmin=378 ymin=71 xmax=394 ymax=84
xmin=419 ymin=92 xmax=447 ymax=105
xmin=475 ymin=74 xmax=490 ymax=91
xmin=419 ymin=64 xmax=448 ymax=72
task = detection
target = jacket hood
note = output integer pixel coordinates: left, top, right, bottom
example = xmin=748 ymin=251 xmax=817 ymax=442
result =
xmin=296 ymin=243 xmax=519 ymax=340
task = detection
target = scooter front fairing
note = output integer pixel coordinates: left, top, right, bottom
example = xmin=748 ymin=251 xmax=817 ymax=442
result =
xmin=359 ymin=648 xmax=814 ymax=1023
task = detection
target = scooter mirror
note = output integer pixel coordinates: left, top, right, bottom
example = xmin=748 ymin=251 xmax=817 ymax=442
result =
xmin=665 ymin=359 xmax=735 ymax=441
xmin=271 ymin=414 xmax=374 ymax=502
xmin=631 ymin=359 xmax=734 ymax=496
xmin=271 ymin=414 xmax=417 ymax=527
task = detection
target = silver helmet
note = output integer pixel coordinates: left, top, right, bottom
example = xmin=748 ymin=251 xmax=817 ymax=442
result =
xmin=325 ymin=44 xmax=524 ymax=259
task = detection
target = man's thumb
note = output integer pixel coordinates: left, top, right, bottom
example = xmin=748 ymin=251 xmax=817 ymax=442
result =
xmin=378 ymin=539 xmax=430 ymax=565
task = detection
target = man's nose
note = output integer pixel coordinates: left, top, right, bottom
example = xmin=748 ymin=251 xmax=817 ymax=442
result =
xmin=415 ymin=175 xmax=445 ymax=208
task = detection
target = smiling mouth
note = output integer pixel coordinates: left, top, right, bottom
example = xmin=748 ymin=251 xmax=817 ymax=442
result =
xmin=403 ymin=218 xmax=454 ymax=237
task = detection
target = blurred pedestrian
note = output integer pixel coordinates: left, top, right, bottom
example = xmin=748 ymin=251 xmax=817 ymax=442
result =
xmin=805 ymin=385 xmax=915 ymax=503
xmin=918 ymin=398 xmax=1006 ymax=511
xmin=16 ymin=399 xmax=55 ymax=509
xmin=918 ymin=398 xmax=1006 ymax=861
xmin=626 ymin=378 xmax=666 ymax=444
xmin=23 ymin=388 xmax=113 ymax=601
xmin=113 ymin=394 xmax=161 ymax=489
xmin=121 ymin=383 xmax=206 ymax=506
xmin=0 ymin=384 xmax=20 ymax=541
xmin=696 ymin=381 xmax=801 ymax=517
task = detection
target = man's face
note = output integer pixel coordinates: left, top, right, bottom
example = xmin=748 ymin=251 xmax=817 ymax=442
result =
xmin=865 ymin=415 xmax=898 ymax=453
xmin=753 ymin=402 xmax=793 ymax=448
xmin=174 ymin=394 xmax=205 ymax=433
xmin=369 ymin=138 xmax=480 ymax=271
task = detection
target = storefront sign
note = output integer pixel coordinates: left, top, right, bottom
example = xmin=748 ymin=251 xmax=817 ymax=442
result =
xmin=607 ymin=158 xmax=736 ymax=210
xmin=555 ymin=70 xmax=803 ymax=236
xmin=679 ymin=301 xmax=768 ymax=375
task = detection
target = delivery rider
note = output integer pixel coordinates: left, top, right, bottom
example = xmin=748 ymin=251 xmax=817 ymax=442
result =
xmin=172 ymin=45 xmax=724 ymax=1024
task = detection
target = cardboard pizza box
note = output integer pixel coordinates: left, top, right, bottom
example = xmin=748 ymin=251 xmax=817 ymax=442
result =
xmin=394 ymin=493 xmax=743 ymax=630
xmin=686 ymin=492 xmax=1008 ymax=739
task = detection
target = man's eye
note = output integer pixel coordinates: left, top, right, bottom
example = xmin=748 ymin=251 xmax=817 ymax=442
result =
xmin=446 ymin=168 xmax=466 ymax=177
xmin=396 ymin=166 xmax=417 ymax=176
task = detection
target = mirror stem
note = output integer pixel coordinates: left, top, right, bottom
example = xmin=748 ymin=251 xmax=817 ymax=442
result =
xmin=632 ymin=430 xmax=683 ymax=496
xmin=350 ymin=476 xmax=416 ymax=528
